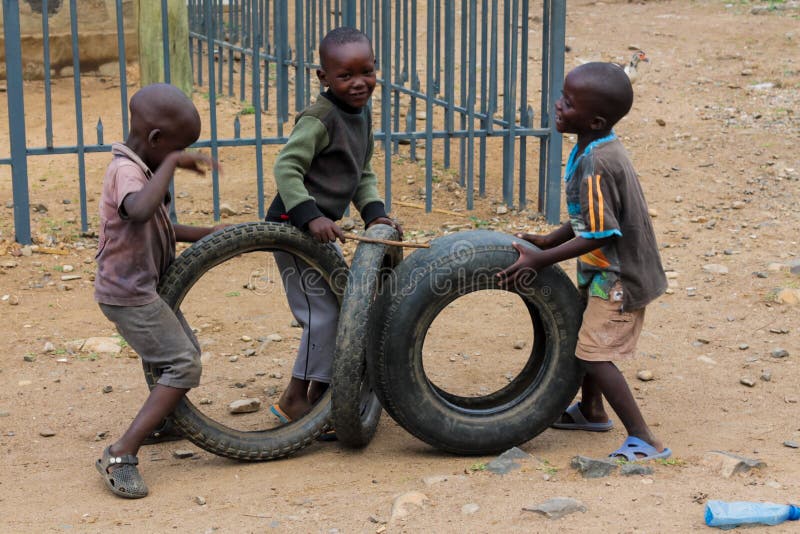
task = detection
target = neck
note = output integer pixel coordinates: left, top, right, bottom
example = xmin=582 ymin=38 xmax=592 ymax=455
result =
xmin=124 ymin=136 xmax=151 ymax=169
xmin=576 ymin=129 xmax=613 ymax=153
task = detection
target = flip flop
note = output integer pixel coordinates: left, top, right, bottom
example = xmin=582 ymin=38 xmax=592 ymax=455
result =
xmin=609 ymin=436 xmax=672 ymax=462
xmin=95 ymin=446 xmax=148 ymax=499
xmin=551 ymin=402 xmax=614 ymax=432
xmin=270 ymin=404 xmax=291 ymax=424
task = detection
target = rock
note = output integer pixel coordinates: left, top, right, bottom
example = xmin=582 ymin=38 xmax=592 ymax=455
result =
xmin=697 ymin=355 xmax=717 ymax=365
xmin=738 ymin=343 xmax=749 ymax=350
xmin=42 ymin=342 xmax=56 ymax=353
xmin=767 ymin=262 xmax=787 ymax=272
xmin=62 ymin=264 xmax=74 ymax=273
xmin=760 ymin=370 xmax=772 ymax=382
xmin=172 ymin=449 xmax=195 ymax=459
xmin=486 ymin=446 xmax=530 ymax=475
xmin=8 ymin=295 xmax=19 ymax=306
xmin=39 ymin=429 xmax=56 ymax=437
xmin=570 ymin=455 xmax=618 ymax=478
xmin=219 ymin=203 xmax=238 ymax=217
xmin=522 ymin=497 xmax=587 ymax=519
xmin=228 ymin=398 xmax=261 ymax=414
xmin=621 ymin=463 xmax=654 ymax=476
xmin=21 ymin=246 xmax=33 ymax=257
xmin=243 ymin=348 xmax=256 ymax=357
xmin=194 ymin=496 xmax=207 ymax=505
xmin=241 ymin=335 xmax=252 ymax=342
xmin=102 ymin=385 xmax=113 ymax=393
xmin=390 ymin=491 xmax=429 ymax=522
xmin=228 ymin=355 xmax=239 ymax=362
xmin=81 ymin=337 xmax=121 ymax=354
xmin=703 ymin=451 xmax=766 ymax=478
xmin=23 ymin=355 xmax=36 ymax=362
xmin=702 ymin=264 xmax=728 ymax=275
xmin=775 ymin=288 xmax=800 ymax=305
xmin=461 ymin=503 xmax=480 ymax=515
xmin=771 ymin=348 xmax=789 ymax=358
xmin=783 ymin=441 xmax=799 ymax=449
xmin=341 ymin=218 xmax=356 ymax=231
xmin=648 ymin=208 xmax=658 ymax=218
xmin=740 ymin=377 xmax=756 ymax=387
xmin=512 ymin=340 xmax=526 ymax=350
xmin=496 ymin=206 xmax=509 ymax=215
xmin=60 ymin=275 xmax=81 ymax=281
xmin=290 ymin=319 xmax=301 ymax=328
xmin=636 ymin=370 xmax=654 ymax=382
xmin=266 ymin=333 xmax=283 ymax=342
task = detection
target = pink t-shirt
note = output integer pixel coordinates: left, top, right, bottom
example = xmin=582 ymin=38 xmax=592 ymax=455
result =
xmin=94 ymin=143 xmax=176 ymax=306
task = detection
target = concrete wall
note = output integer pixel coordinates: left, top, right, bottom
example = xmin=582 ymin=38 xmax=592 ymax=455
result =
xmin=0 ymin=0 xmax=138 ymax=79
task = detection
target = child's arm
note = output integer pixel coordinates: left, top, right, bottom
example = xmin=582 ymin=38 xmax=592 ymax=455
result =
xmin=497 ymin=234 xmax=614 ymax=287
xmin=174 ymin=223 xmax=229 ymax=243
xmin=122 ymin=151 xmax=216 ymax=223
xmin=515 ymin=222 xmax=574 ymax=250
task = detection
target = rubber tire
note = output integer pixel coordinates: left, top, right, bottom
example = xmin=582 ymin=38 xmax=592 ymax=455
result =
xmin=146 ymin=222 xmax=348 ymax=461
xmin=331 ymin=224 xmax=403 ymax=448
xmin=370 ymin=230 xmax=583 ymax=455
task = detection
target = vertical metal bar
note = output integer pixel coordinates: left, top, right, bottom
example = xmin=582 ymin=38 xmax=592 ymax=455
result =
xmin=457 ymin=0 xmax=466 ymax=184
xmin=545 ymin=0 xmax=565 ymax=224
xmin=252 ymin=0 xmax=265 ymax=219
xmin=343 ymin=0 xmax=356 ymax=26
xmin=424 ymin=0 xmax=434 ymax=212
xmin=465 ymin=0 xmax=476 ymax=210
xmin=228 ymin=0 xmax=235 ymax=96
xmin=3 ymin=0 xmax=32 ymax=244
xmin=240 ymin=0 xmax=248 ymax=101
xmin=295 ymin=0 xmax=305 ymax=112
xmin=433 ymin=0 xmax=440 ymax=93
xmin=501 ymin=0 xmax=519 ymax=207
xmin=205 ymin=0 xmax=221 ymax=219
xmin=161 ymin=0 xmax=171 ymax=82
xmin=217 ymin=0 xmax=223 ymax=90
xmin=68 ymin=0 xmax=89 ymax=232
xmin=42 ymin=0 xmax=54 ymax=149
xmin=478 ymin=0 xmax=488 ymax=197
xmin=408 ymin=0 xmax=417 ymax=162
xmin=518 ymin=0 xmax=529 ymax=210
xmin=275 ymin=0 xmax=289 ymax=136
xmin=443 ymin=0 xmax=453 ymax=169
xmin=380 ymin=0 xmax=392 ymax=211
xmin=391 ymin=0 xmax=401 ymax=155
xmin=114 ymin=0 xmax=129 ymax=138
xmin=538 ymin=0 xmax=551 ymax=213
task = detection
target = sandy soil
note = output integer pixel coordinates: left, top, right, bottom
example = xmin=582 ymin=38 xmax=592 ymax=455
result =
xmin=1 ymin=1 xmax=799 ymax=532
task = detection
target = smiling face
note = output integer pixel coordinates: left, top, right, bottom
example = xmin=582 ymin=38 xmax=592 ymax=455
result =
xmin=554 ymin=70 xmax=600 ymax=136
xmin=317 ymin=39 xmax=376 ymax=109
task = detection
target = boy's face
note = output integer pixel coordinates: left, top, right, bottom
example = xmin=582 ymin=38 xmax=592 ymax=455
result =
xmin=317 ymin=40 xmax=376 ymax=109
xmin=554 ymin=70 xmax=601 ymax=135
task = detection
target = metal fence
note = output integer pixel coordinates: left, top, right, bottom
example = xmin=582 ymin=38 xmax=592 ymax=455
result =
xmin=2 ymin=0 xmax=565 ymax=245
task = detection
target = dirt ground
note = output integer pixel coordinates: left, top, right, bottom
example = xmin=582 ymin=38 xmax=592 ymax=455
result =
xmin=1 ymin=0 xmax=800 ymax=532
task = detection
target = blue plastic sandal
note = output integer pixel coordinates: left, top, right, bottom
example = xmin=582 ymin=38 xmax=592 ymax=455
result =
xmin=610 ymin=436 xmax=672 ymax=462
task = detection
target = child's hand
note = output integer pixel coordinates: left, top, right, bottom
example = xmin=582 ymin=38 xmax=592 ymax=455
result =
xmin=367 ymin=217 xmax=404 ymax=240
xmin=496 ymin=242 xmax=546 ymax=288
xmin=174 ymin=151 xmax=220 ymax=175
xmin=212 ymin=223 xmax=231 ymax=233
xmin=308 ymin=217 xmax=345 ymax=243
xmin=514 ymin=232 xmax=550 ymax=249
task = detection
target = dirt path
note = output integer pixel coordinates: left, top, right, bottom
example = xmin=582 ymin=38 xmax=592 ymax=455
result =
xmin=1 ymin=1 xmax=799 ymax=532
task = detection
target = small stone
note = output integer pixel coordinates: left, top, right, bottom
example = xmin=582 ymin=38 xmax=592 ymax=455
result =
xmin=199 ymin=398 xmax=213 ymax=405
xmin=461 ymin=503 xmax=480 ymax=515
xmin=269 ymin=372 xmax=283 ymax=379
xmin=194 ymin=496 xmax=207 ymax=505
xmin=229 ymin=355 xmax=239 ymax=362
xmin=172 ymin=449 xmax=195 ymax=459
xmin=783 ymin=441 xmax=799 ymax=449
xmin=341 ymin=218 xmax=356 ymax=231
xmin=648 ymin=208 xmax=658 ymax=218
xmin=241 ymin=335 xmax=253 ymax=342
xmin=102 ymin=385 xmax=113 ymax=393
xmin=703 ymin=451 xmax=766 ymax=478
xmin=522 ymin=497 xmax=587 ymax=519
xmin=636 ymin=370 xmax=654 ymax=382
xmin=81 ymin=337 xmax=121 ymax=354
xmin=290 ymin=319 xmax=301 ymax=328
xmin=760 ymin=370 xmax=772 ymax=382
xmin=767 ymin=262 xmax=787 ymax=272
xmin=621 ymin=463 xmax=654 ymax=476
xmin=570 ymin=455 xmax=618 ymax=478
xmin=8 ymin=295 xmax=20 ymax=306
xmin=496 ymin=206 xmax=509 ymax=215
xmin=243 ymin=348 xmax=256 ymax=357
xmin=42 ymin=342 xmax=56 ymax=353
xmin=62 ymin=264 xmax=74 ymax=273
xmin=60 ymin=274 xmax=81 ymax=281
xmin=738 ymin=343 xmax=749 ymax=350
xmin=23 ymin=355 xmax=36 ymax=362
xmin=486 ymin=447 xmax=530 ymax=475
xmin=266 ymin=333 xmax=283 ymax=342
xmin=228 ymin=398 xmax=261 ymax=414
xmin=731 ymin=201 xmax=745 ymax=210
xmin=390 ymin=491 xmax=429 ymax=522
xmin=771 ymin=348 xmax=789 ymax=358
xmin=740 ymin=377 xmax=756 ymax=387
xmin=219 ymin=203 xmax=238 ymax=217
xmin=656 ymin=118 xmax=666 ymax=126
xmin=703 ymin=264 xmax=728 ymax=275
xmin=512 ymin=340 xmax=526 ymax=350
xmin=697 ymin=356 xmax=717 ymax=365
xmin=39 ymin=429 xmax=56 ymax=437
xmin=775 ymin=288 xmax=800 ymax=305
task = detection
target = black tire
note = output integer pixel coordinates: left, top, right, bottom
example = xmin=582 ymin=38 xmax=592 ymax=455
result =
xmin=370 ymin=230 xmax=583 ymax=455
xmin=331 ymin=224 xmax=403 ymax=448
xmin=147 ymin=222 xmax=348 ymax=461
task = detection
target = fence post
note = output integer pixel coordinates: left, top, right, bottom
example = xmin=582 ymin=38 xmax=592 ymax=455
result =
xmin=544 ymin=0 xmax=565 ymax=224
xmin=3 ymin=0 xmax=32 ymax=244
xmin=343 ymin=0 xmax=357 ymax=28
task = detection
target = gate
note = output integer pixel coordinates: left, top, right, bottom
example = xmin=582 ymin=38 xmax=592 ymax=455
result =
xmin=1 ymin=0 xmax=565 ymax=245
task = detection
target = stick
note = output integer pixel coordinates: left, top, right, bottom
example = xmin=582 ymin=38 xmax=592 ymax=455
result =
xmin=394 ymin=201 xmax=467 ymax=218
xmin=343 ymin=233 xmax=430 ymax=248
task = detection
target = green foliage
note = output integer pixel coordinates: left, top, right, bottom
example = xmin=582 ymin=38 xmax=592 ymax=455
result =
xmin=469 ymin=462 xmax=487 ymax=472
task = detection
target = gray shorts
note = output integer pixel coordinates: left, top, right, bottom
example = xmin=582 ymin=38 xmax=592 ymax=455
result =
xmin=99 ymin=298 xmax=202 ymax=389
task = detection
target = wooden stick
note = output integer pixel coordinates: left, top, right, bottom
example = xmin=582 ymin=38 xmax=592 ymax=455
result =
xmin=343 ymin=233 xmax=430 ymax=248
xmin=394 ymin=201 xmax=467 ymax=218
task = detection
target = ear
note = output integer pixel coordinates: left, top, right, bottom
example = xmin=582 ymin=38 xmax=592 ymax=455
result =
xmin=590 ymin=116 xmax=608 ymax=131
xmin=316 ymin=68 xmax=328 ymax=88
xmin=147 ymin=129 xmax=162 ymax=146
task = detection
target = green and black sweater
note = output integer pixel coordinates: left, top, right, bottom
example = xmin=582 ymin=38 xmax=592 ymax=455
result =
xmin=266 ymin=91 xmax=387 ymax=229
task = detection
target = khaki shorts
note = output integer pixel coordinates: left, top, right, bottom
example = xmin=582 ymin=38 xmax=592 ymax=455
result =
xmin=576 ymin=283 xmax=645 ymax=362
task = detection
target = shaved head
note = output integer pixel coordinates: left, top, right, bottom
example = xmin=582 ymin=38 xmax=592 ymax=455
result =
xmin=129 ymin=83 xmax=201 ymax=144
xmin=570 ymin=62 xmax=634 ymax=127
xmin=319 ymin=27 xmax=371 ymax=70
